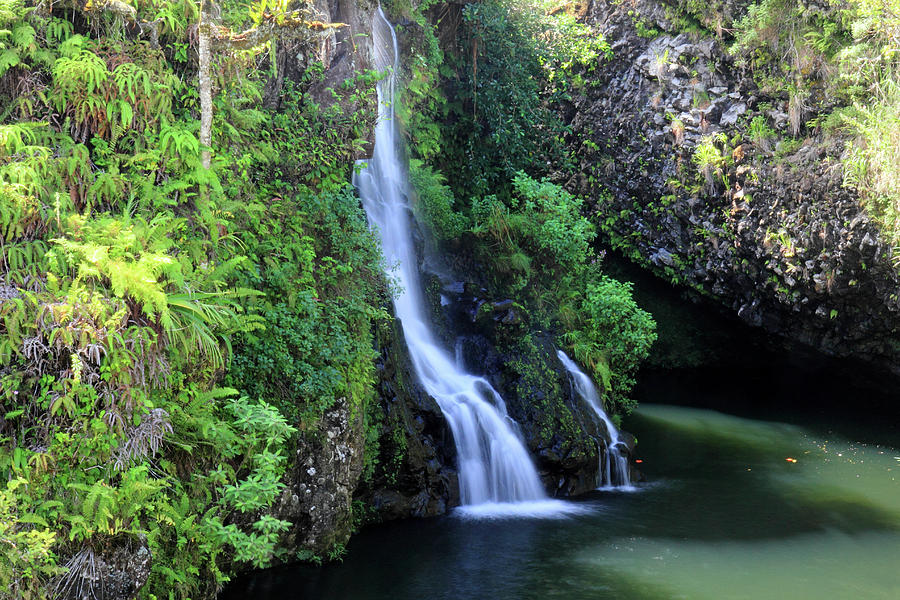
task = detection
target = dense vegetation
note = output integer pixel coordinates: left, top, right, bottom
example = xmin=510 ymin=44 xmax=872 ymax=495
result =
xmin=733 ymin=0 xmax=900 ymax=243
xmin=0 ymin=0 xmax=387 ymax=597
xmin=396 ymin=0 xmax=656 ymax=411
xmin=656 ymin=0 xmax=900 ymax=243
xmin=16 ymin=0 xmax=900 ymax=595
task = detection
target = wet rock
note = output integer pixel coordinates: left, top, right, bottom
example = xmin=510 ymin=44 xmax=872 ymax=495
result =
xmin=719 ymin=102 xmax=747 ymax=126
xmin=450 ymin=324 xmax=606 ymax=497
xmin=354 ymin=314 xmax=459 ymax=523
xmin=650 ymin=247 xmax=675 ymax=267
xmin=267 ymin=403 xmax=366 ymax=556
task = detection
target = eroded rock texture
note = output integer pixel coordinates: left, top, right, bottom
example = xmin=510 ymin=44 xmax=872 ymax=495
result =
xmin=563 ymin=0 xmax=900 ymax=373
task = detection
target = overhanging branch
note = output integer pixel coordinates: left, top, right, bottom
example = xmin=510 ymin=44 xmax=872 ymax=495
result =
xmin=210 ymin=15 xmax=348 ymax=51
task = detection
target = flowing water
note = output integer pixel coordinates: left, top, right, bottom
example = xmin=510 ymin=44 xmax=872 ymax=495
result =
xmin=353 ymin=8 xmax=558 ymax=512
xmin=225 ymin=403 xmax=900 ymax=599
xmin=558 ymin=350 xmax=632 ymax=489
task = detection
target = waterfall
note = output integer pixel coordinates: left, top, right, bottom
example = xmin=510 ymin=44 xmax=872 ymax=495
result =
xmin=557 ymin=350 xmax=633 ymax=489
xmin=355 ymin=8 xmax=574 ymax=516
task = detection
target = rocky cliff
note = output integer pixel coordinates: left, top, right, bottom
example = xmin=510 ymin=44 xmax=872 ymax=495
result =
xmin=563 ymin=0 xmax=900 ymax=373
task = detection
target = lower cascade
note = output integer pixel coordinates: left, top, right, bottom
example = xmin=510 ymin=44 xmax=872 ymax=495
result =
xmin=355 ymin=8 xmax=558 ymax=512
xmin=557 ymin=350 xmax=632 ymax=488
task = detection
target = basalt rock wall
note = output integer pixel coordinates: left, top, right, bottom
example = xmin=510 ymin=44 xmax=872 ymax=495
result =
xmin=565 ymin=0 xmax=900 ymax=372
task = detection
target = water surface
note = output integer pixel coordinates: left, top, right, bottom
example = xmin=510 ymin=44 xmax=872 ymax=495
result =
xmin=225 ymin=404 xmax=900 ymax=599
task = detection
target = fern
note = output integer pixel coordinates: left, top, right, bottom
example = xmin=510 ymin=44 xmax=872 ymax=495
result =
xmin=66 ymin=466 xmax=165 ymax=541
xmin=44 ymin=17 xmax=73 ymax=44
xmin=167 ymin=290 xmax=263 ymax=370
xmin=0 ymin=0 xmax=26 ymax=26
xmin=0 ymin=122 xmax=44 ymax=157
xmin=159 ymin=120 xmax=200 ymax=163
xmin=9 ymin=21 xmax=32 ymax=49
xmin=0 ymin=0 xmax=36 ymax=78
xmin=56 ymin=34 xmax=87 ymax=59
xmin=0 ymin=48 xmax=18 ymax=76
xmin=52 ymin=50 xmax=109 ymax=100
xmin=113 ymin=62 xmax=152 ymax=105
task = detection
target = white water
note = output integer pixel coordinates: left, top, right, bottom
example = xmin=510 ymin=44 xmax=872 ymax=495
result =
xmin=557 ymin=350 xmax=633 ymax=489
xmin=355 ymin=8 xmax=569 ymax=514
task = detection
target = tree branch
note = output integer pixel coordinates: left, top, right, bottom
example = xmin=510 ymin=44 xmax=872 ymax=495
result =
xmin=210 ymin=14 xmax=347 ymax=51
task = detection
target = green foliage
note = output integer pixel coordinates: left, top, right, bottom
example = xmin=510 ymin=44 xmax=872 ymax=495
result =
xmin=563 ymin=277 xmax=657 ymax=413
xmin=693 ymin=133 xmax=731 ymax=193
xmin=841 ymin=78 xmax=900 ymax=244
xmin=0 ymin=2 xmax=388 ymax=598
xmin=227 ymin=185 xmax=387 ymax=425
xmin=747 ymin=115 xmax=776 ymax=149
xmin=720 ymin=0 xmax=900 ymax=240
xmin=48 ymin=213 xmax=184 ymax=323
xmin=509 ymin=173 xmax=595 ymax=269
xmin=229 ymin=298 xmax=362 ymax=425
xmin=205 ymin=396 xmax=295 ymax=569
xmin=144 ymin=391 xmax=297 ymax=598
xmin=418 ymin=165 xmax=655 ymax=411
xmin=393 ymin=2 xmax=446 ymax=160
xmin=249 ymin=70 xmax=379 ymax=194
xmin=0 ymin=479 xmax=61 ymax=600
xmin=729 ymin=0 xmax=899 ymax=137
xmin=437 ymin=0 xmax=610 ymax=199
xmin=409 ymin=158 xmax=469 ymax=241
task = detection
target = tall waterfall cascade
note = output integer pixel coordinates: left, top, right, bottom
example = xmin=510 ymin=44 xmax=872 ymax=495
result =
xmin=557 ymin=350 xmax=633 ymax=489
xmin=355 ymin=8 xmax=575 ymax=516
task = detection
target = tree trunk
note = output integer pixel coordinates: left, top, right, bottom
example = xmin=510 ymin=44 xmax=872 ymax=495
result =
xmin=198 ymin=0 xmax=213 ymax=170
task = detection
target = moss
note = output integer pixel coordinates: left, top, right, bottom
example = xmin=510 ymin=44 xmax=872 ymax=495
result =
xmin=502 ymin=334 xmax=588 ymax=458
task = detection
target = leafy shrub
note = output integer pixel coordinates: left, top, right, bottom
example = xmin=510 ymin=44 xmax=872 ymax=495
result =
xmin=728 ymin=0 xmax=900 ymax=240
xmin=747 ymin=115 xmax=776 ymax=150
xmin=409 ymin=158 xmax=469 ymax=242
xmin=0 ymin=2 xmax=388 ymax=598
xmin=564 ymin=277 xmax=657 ymax=412
xmin=0 ymin=479 xmax=61 ymax=600
xmin=693 ymin=133 xmax=730 ymax=192
xmin=425 ymin=167 xmax=656 ymax=412
xmin=841 ymin=78 xmax=900 ymax=244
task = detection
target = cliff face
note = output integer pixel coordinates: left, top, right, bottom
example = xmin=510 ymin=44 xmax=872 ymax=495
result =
xmin=270 ymin=315 xmax=461 ymax=558
xmin=238 ymin=0 xmax=900 ymax=571
xmin=361 ymin=316 xmax=461 ymax=520
xmin=251 ymin=0 xmax=454 ymax=558
xmin=564 ymin=0 xmax=900 ymax=372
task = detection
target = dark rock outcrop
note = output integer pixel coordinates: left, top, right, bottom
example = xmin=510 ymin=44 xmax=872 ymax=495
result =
xmin=55 ymin=538 xmax=152 ymax=600
xmin=564 ymin=0 xmax=900 ymax=373
xmin=440 ymin=281 xmax=634 ymax=496
xmin=358 ymin=316 xmax=460 ymax=520
xmin=273 ymin=403 xmax=366 ymax=555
